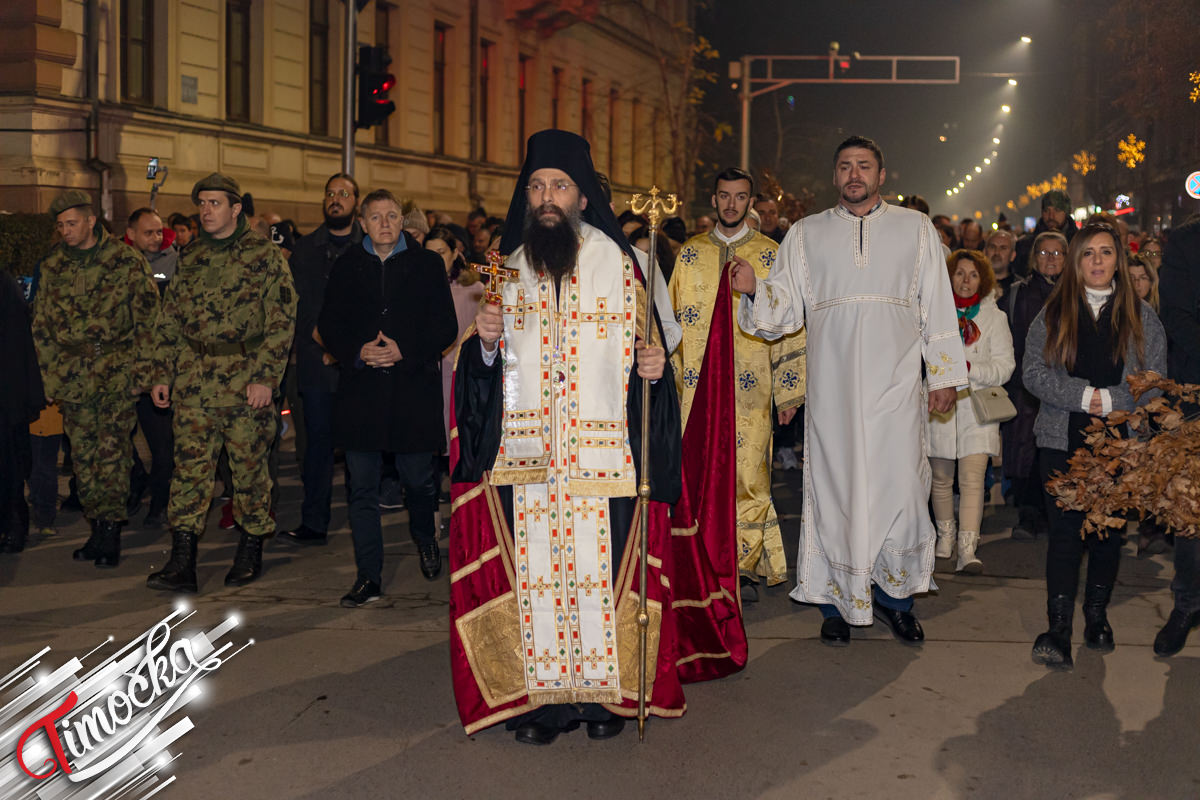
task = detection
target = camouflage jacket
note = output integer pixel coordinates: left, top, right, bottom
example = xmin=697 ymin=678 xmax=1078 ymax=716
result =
xmin=150 ymin=217 xmax=296 ymax=407
xmin=31 ymin=224 xmax=160 ymax=402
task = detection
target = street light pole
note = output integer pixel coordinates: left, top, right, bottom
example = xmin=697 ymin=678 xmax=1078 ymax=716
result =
xmin=739 ymin=55 xmax=751 ymax=171
xmin=341 ymin=0 xmax=357 ymax=175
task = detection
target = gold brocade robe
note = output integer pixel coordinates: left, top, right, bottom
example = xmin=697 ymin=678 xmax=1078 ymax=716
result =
xmin=670 ymin=229 xmax=807 ymax=585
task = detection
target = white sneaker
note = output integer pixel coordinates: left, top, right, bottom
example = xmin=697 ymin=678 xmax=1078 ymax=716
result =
xmin=935 ymin=519 xmax=956 ymax=559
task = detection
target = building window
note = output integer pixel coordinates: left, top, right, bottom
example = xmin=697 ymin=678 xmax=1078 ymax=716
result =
xmin=433 ymin=23 xmax=448 ymax=155
xmin=120 ymin=0 xmax=154 ymax=105
xmin=551 ymin=67 xmax=563 ymax=129
xmin=310 ymin=0 xmax=330 ymax=135
xmin=479 ymin=38 xmax=493 ymax=162
xmin=518 ymin=55 xmax=530 ymax=161
xmin=226 ymin=0 xmax=251 ymax=121
xmin=375 ymin=4 xmax=392 ymax=145
xmin=581 ymin=78 xmax=593 ymax=141
xmin=607 ymin=87 xmax=618 ymax=173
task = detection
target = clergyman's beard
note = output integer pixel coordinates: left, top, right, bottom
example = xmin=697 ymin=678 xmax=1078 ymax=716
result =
xmin=324 ymin=209 xmax=355 ymax=230
xmin=524 ymin=203 xmax=582 ymax=282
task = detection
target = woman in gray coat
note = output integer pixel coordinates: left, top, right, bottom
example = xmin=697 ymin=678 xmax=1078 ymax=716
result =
xmin=1023 ymin=221 xmax=1167 ymax=670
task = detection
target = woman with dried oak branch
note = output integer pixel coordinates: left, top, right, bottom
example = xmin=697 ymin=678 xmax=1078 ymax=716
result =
xmin=1023 ymin=221 xmax=1167 ymax=670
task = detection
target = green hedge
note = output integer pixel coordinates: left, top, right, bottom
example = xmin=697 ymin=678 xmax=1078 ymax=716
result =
xmin=0 ymin=213 xmax=56 ymax=277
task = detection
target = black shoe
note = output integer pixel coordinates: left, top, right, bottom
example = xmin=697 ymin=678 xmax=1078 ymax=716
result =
xmin=278 ymin=525 xmax=328 ymax=546
xmin=1032 ymin=594 xmax=1074 ymax=669
xmin=0 ymin=524 xmax=28 ymax=553
xmin=146 ymin=530 xmax=199 ymax=593
xmin=419 ymin=541 xmax=442 ymax=580
xmin=586 ymin=717 xmax=626 ymax=740
xmin=142 ymin=504 xmax=167 ymax=530
xmin=73 ymin=519 xmax=104 ymax=561
xmin=224 ymin=532 xmax=264 ymax=586
xmin=1154 ymin=609 xmax=1200 ymax=657
xmin=873 ymin=606 xmax=924 ymax=645
xmin=61 ymin=492 xmax=83 ymax=512
xmin=819 ymin=616 xmax=851 ymax=647
xmin=340 ymin=578 xmax=382 ymax=608
xmin=93 ymin=520 xmax=121 ymax=568
xmin=739 ymin=575 xmax=759 ymax=603
xmin=1082 ymin=584 xmax=1115 ymax=652
xmin=514 ymin=720 xmax=568 ymax=746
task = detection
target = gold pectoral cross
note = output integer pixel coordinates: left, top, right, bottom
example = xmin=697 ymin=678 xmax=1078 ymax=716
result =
xmin=473 ymin=250 xmax=520 ymax=304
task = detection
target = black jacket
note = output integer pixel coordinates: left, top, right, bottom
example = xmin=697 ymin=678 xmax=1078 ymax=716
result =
xmin=317 ymin=233 xmax=457 ymax=453
xmin=1001 ymin=269 xmax=1056 ymax=480
xmin=289 ymin=222 xmax=363 ymax=392
xmin=1160 ymin=218 xmax=1200 ymax=386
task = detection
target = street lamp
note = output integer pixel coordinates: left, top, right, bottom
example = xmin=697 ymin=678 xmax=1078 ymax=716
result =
xmin=993 ymin=137 xmax=1001 ymax=144
xmin=1008 ymin=78 xmax=1018 ymax=86
xmin=1001 ymin=104 xmax=1011 ymax=113
xmin=1020 ymin=35 xmax=1032 ymax=44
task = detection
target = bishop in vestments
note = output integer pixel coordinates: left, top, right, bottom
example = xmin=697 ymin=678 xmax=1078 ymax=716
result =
xmin=449 ymin=130 xmax=736 ymax=744
xmin=671 ymin=167 xmax=806 ymax=600
xmin=733 ymin=136 xmax=966 ymax=645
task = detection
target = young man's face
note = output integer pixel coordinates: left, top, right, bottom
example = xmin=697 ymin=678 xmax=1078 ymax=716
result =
xmin=711 ymin=178 xmax=752 ymax=231
xmin=196 ymin=191 xmax=242 ymax=238
xmin=56 ymin=207 xmax=97 ymax=248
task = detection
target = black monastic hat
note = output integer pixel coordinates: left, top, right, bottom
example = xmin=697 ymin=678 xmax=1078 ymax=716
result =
xmin=498 ymin=129 xmax=642 ymax=271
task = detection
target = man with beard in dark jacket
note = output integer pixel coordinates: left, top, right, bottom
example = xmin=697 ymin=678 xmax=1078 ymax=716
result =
xmin=278 ymin=173 xmax=364 ymax=547
xmin=1014 ymin=190 xmax=1078 ymax=277
xmin=1002 ymin=230 xmax=1067 ymax=540
xmin=318 ymin=188 xmax=457 ymax=606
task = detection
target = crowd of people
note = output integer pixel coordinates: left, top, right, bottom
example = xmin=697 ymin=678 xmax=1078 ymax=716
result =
xmin=1 ymin=128 xmax=1199 ymax=744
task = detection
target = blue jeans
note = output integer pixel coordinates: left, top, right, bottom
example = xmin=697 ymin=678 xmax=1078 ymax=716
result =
xmin=28 ymin=433 xmax=61 ymax=527
xmin=298 ymin=388 xmax=335 ymax=533
xmin=820 ymin=585 xmax=914 ymax=619
xmin=345 ymin=450 xmax=437 ymax=586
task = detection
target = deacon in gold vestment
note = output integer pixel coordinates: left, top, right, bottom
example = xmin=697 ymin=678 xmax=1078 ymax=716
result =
xmin=670 ymin=168 xmax=806 ymax=591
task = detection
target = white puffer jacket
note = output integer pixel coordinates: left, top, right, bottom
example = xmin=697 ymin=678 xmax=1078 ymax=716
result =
xmin=928 ymin=291 xmax=1015 ymax=458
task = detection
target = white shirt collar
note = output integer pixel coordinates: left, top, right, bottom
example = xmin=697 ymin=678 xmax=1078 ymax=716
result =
xmin=714 ymin=223 xmax=749 ymax=244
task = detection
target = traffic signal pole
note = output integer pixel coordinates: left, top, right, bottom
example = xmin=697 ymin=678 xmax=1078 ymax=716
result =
xmin=342 ymin=0 xmax=358 ymax=175
xmin=735 ymin=50 xmax=960 ymax=171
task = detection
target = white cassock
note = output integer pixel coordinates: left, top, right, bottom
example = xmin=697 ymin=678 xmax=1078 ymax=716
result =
xmin=737 ymin=203 xmax=967 ymax=625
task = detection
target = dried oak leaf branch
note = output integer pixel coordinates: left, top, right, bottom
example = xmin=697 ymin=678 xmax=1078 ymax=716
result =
xmin=1045 ymin=371 xmax=1200 ymax=538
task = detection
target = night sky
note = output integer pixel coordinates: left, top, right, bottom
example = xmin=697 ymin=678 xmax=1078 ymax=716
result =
xmin=700 ymin=0 xmax=1075 ymax=221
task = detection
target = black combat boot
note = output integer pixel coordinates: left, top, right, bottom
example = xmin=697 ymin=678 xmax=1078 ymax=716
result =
xmin=73 ymin=519 xmax=104 ymax=561
xmin=1032 ymin=594 xmax=1075 ymax=669
xmin=224 ymin=532 xmax=264 ymax=586
xmin=1082 ymin=583 xmax=1115 ymax=652
xmin=0 ymin=521 xmax=27 ymax=554
xmin=93 ymin=520 xmax=121 ymax=568
xmin=147 ymin=530 xmax=199 ymax=593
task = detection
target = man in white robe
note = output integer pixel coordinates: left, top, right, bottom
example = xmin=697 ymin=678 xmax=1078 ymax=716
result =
xmin=731 ymin=136 xmax=966 ymax=645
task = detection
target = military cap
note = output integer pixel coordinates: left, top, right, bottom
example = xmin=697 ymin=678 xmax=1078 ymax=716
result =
xmin=1042 ymin=190 xmax=1071 ymax=213
xmin=191 ymin=173 xmax=242 ymax=204
xmin=49 ymin=189 xmax=94 ymax=218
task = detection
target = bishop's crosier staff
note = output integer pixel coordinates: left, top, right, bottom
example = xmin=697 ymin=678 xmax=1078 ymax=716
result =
xmin=628 ymin=185 xmax=678 ymax=742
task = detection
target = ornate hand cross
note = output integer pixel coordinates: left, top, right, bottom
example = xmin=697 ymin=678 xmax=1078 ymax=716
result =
xmin=474 ymin=249 xmax=521 ymax=304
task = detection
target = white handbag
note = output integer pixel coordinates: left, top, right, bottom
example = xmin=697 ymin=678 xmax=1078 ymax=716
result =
xmin=969 ymin=385 xmax=1017 ymax=424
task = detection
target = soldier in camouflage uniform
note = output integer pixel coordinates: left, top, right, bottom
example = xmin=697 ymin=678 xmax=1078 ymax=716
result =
xmin=31 ymin=190 xmax=161 ymax=567
xmin=147 ymin=173 xmax=296 ymax=593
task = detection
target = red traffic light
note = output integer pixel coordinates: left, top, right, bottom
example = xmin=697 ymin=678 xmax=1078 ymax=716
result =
xmin=837 ymin=59 xmax=851 ymax=70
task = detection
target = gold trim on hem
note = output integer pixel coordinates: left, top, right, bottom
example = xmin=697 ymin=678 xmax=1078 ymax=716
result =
xmin=462 ymin=702 xmax=538 ymax=736
xmin=603 ymin=702 xmax=686 ymax=720
xmin=675 ymin=651 xmax=732 ymax=666
xmin=450 ymin=483 xmax=486 ymax=513
xmin=671 ymin=523 xmax=699 ymax=537
xmin=670 ymin=588 xmax=735 ymax=610
xmin=450 ymin=546 xmax=501 ymax=584
xmin=527 ymin=688 xmax=624 ymax=706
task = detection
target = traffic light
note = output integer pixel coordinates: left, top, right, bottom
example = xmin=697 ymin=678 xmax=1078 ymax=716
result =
xmin=357 ymin=45 xmax=396 ymax=129
xmin=836 ymin=57 xmax=851 ymax=77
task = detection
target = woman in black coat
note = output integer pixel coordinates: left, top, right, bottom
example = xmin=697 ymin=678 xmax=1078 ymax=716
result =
xmin=317 ymin=190 xmax=458 ymax=605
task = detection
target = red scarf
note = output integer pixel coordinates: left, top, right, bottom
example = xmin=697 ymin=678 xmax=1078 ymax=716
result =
xmin=955 ymin=292 xmax=981 ymax=347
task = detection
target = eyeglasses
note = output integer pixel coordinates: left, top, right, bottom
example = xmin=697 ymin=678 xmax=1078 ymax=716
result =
xmin=326 ymin=189 xmax=353 ymax=199
xmin=1142 ymin=249 xmax=1161 ymax=256
xmin=1037 ymin=249 xmax=1064 ymax=257
xmin=526 ymin=180 xmax=577 ymax=194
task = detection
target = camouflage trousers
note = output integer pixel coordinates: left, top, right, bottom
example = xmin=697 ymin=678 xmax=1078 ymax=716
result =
xmin=60 ymin=395 xmax=135 ymax=521
xmin=169 ymin=404 xmax=276 ymax=537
